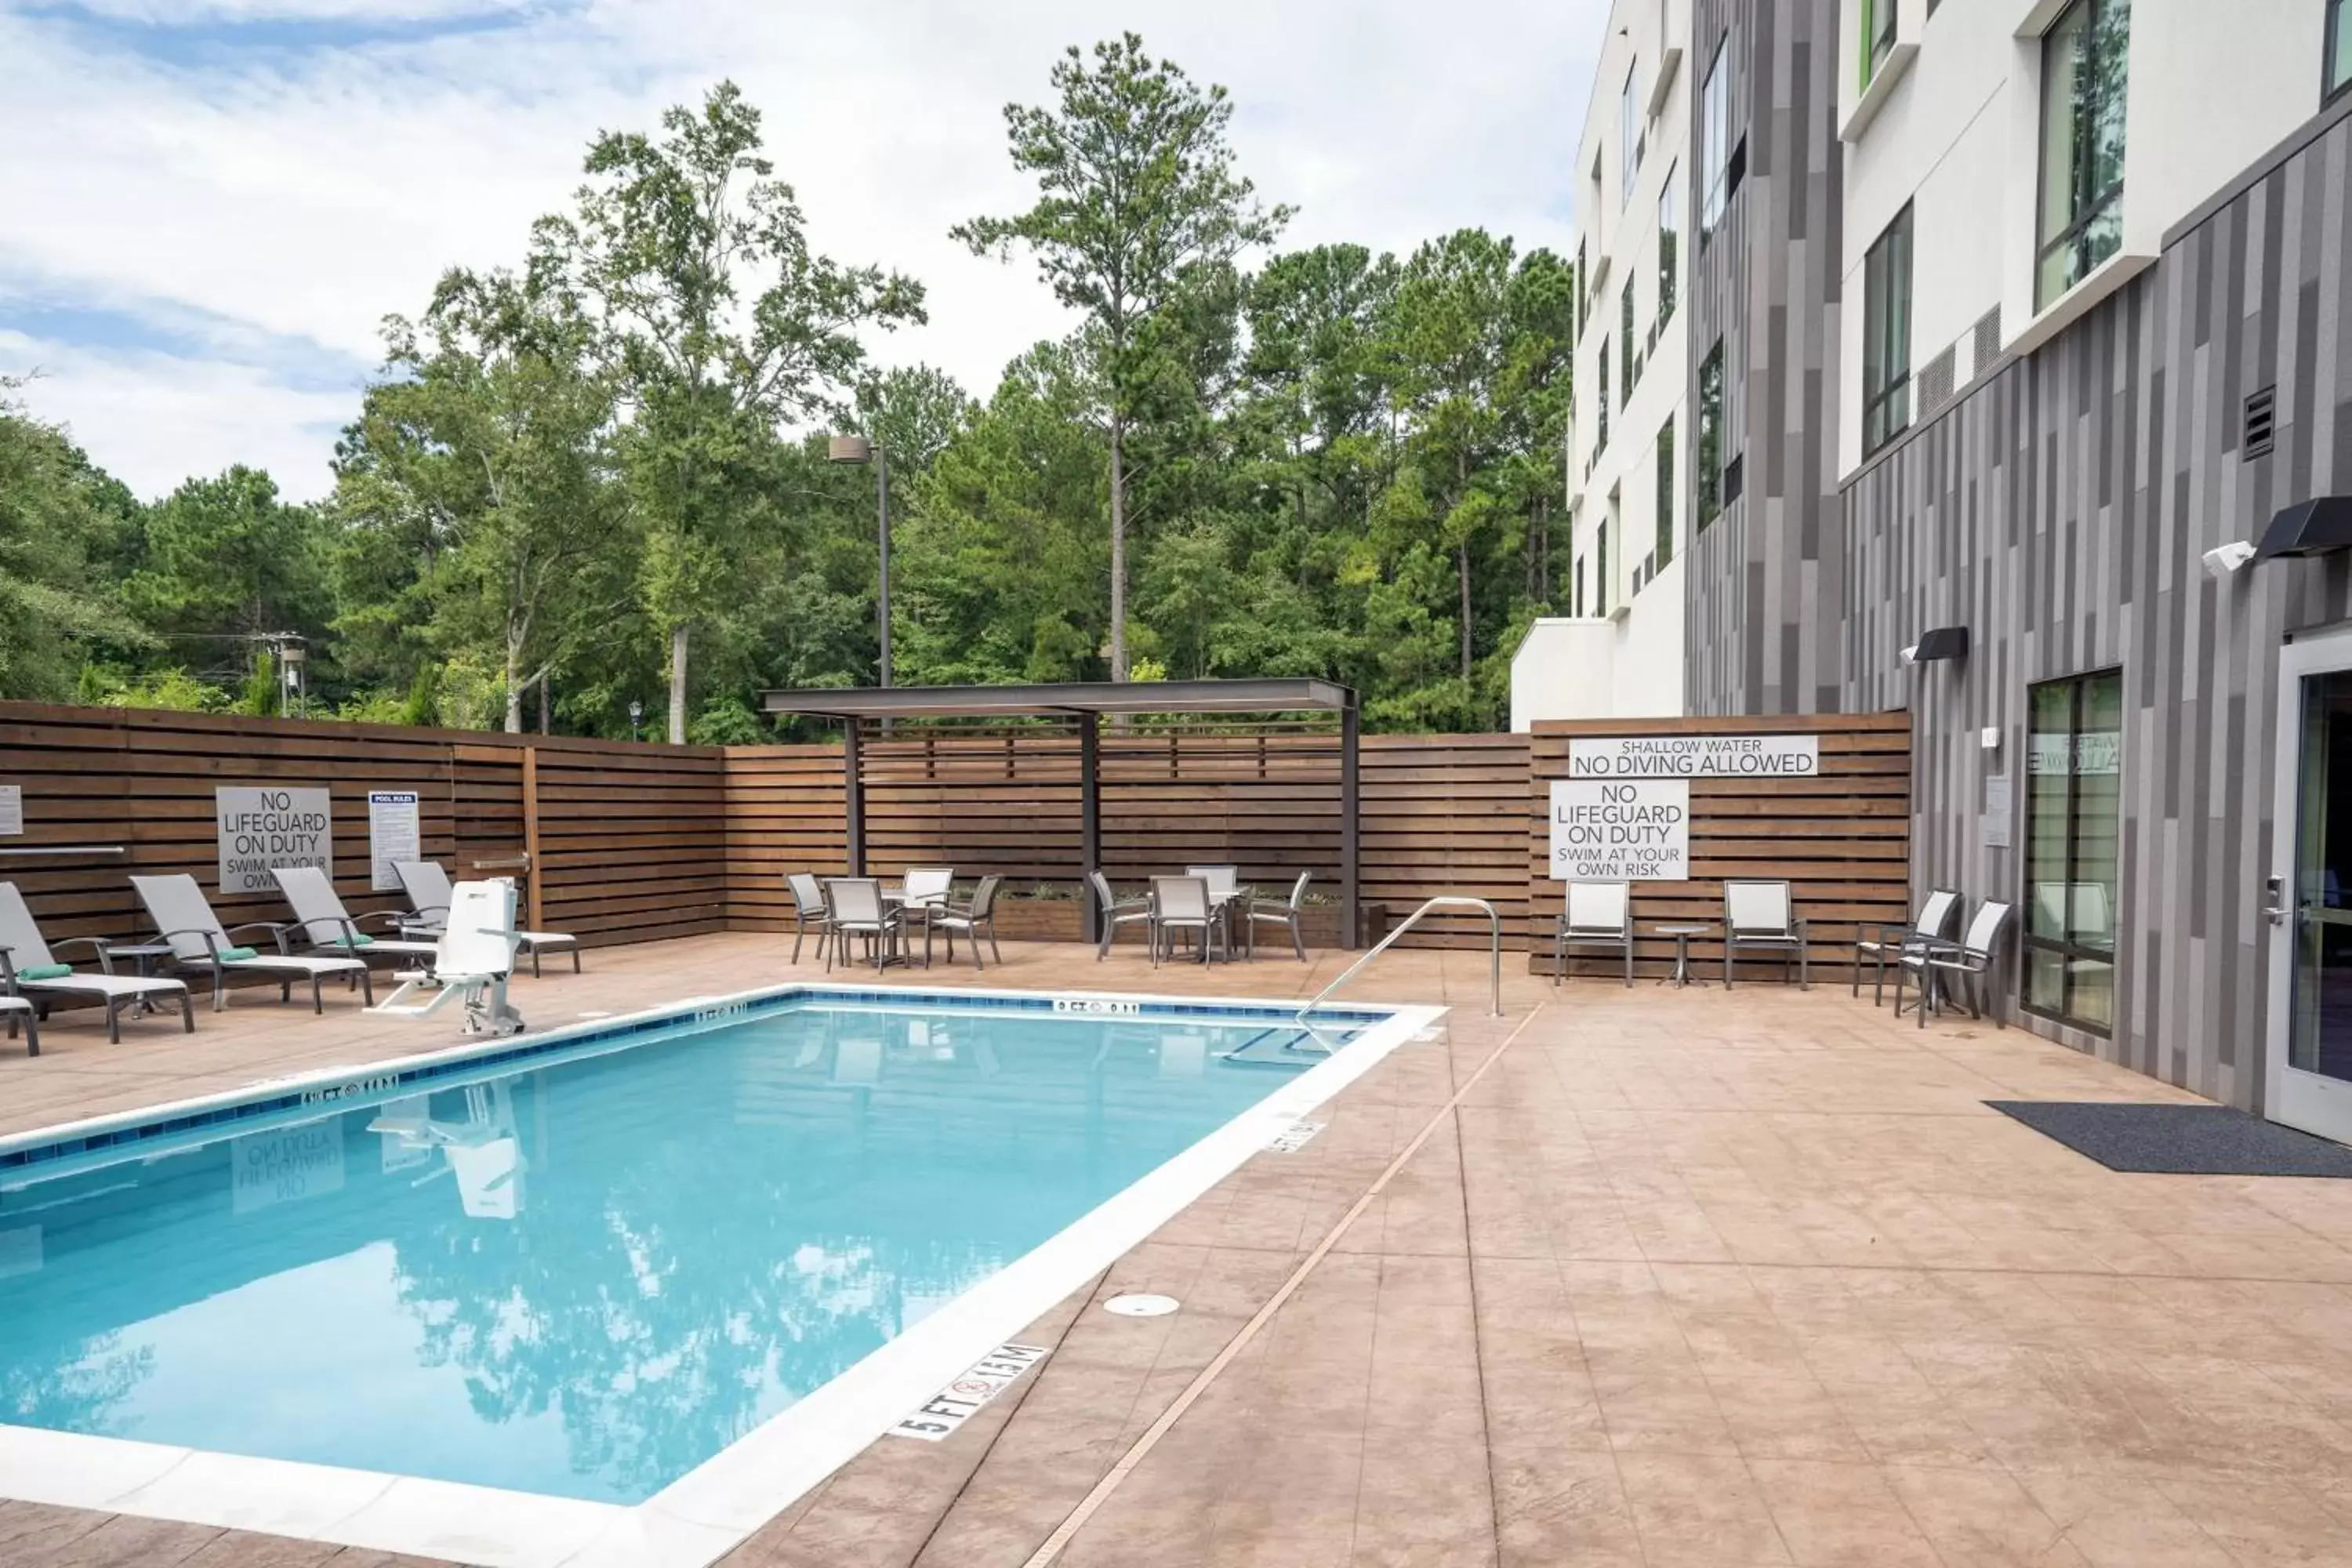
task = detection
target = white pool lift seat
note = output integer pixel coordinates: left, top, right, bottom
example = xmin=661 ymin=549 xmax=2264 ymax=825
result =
xmin=369 ymin=879 xmax=527 ymax=1037
xmin=392 ymin=860 xmax=581 ymax=977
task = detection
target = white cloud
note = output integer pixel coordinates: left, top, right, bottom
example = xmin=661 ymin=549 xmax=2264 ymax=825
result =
xmin=0 ymin=0 xmax=1605 ymax=499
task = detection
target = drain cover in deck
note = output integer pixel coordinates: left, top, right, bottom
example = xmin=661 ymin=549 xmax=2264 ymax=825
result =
xmin=1104 ymin=1294 xmax=1181 ymax=1317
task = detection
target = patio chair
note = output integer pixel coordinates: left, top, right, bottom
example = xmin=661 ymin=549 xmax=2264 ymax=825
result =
xmin=272 ymin=866 xmax=441 ymax=971
xmin=1248 ymin=872 xmax=1312 ymax=962
xmin=131 ymin=873 xmax=374 ymax=1013
xmin=0 ymin=994 xmax=37 ymax=1057
xmin=1722 ymin=880 xmax=1808 ymax=989
xmin=1896 ymin=899 xmax=2013 ymax=1028
xmin=902 ymin=867 xmax=955 ymax=910
xmin=1089 ymin=870 xmax=1153 ymax=959
xmin=0 ymin=880 xmax=193 ymax=1044
xmin=1552 ymin=880 xmax=1634 ymax=987
xmin=1152 ymin=876 xmax=1227 ymax=966
xmin=1853 ymin=887 xmax=1959 ymax=1006
xmin=394 ymin=861 xmax=580 ymax=976
xmin=786 ymin=871 xmax=833 ymax=964
xmin=825 ymin=878 xmax=900 ymax=972
xmin=369 ymin=877 xmax=525 ymax=1037
xmin=928 ymin=875 xmax=1004 ymax=970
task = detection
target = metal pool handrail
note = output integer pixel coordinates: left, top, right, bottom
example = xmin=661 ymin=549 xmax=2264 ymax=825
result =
xmin=1298 ymin=895 xmax=1503 ymax=1023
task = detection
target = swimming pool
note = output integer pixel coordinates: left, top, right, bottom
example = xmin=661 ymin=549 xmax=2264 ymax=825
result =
xmin=0 ymin=983 xmax=1438 ymax=1566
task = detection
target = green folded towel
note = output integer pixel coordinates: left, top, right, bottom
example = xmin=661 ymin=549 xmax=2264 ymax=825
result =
xmin=16 ymin=963 xmax=72 ymax=982
xmin=214 ymin=946 xmax=260 ymax=962
xmin=326 ymin=933 xmax=376 ymax=948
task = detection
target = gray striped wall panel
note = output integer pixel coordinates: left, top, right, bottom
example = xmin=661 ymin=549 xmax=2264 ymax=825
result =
xmin=1839 ymin=103 xmax=2352 ymax=1110
xmin=1684 ymin=0 xmax=1846 ymax=717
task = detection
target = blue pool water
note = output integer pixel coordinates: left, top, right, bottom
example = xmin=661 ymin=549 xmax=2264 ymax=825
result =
xmin=0 ymin=993 xmax=1362 ymax=1504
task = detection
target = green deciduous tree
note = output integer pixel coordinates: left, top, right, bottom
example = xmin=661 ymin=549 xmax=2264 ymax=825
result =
xmin=0 ymin=382 xmax=149 ymax=700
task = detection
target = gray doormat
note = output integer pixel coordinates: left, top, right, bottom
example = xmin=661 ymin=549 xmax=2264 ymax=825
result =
xmin=1985 ymin=1101 xmax=2352 ymax=1177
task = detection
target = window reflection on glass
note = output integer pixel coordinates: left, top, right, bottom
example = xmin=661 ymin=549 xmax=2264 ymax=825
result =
xmin=2036 ymin=0 xmax=2131 ymax=309
xmin=2289 ymin=670 xmax=2352 ymax=1083
xmin=2024 ymin=669 xmax=2122 ymax=1033
xmin=2328 ymin=0 xmax=2350 ymax=103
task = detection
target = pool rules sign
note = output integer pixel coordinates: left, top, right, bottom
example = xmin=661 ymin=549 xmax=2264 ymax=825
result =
xmin=216 ymin=786 xmax=332 ymax=894
xmin=1551 ymin=779 xmax=1689 ymax=881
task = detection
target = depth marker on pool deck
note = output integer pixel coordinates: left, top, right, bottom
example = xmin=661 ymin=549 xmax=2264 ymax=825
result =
xmin=1265 ymin=1120 xmax=1325 ymax=1152
xmin=889 ymin=1343 xmax=1051 ymax=1441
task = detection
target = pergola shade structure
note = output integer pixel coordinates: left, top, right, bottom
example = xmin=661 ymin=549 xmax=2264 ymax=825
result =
xmin=760 ymin=680 xmax=1361 ymax=947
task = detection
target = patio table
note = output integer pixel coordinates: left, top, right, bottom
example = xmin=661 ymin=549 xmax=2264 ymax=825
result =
xmin=1652 ymin=924 xmax=1709 ymax=988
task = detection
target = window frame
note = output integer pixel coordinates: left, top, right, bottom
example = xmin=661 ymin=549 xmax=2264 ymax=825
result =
xmin=2034 ymin=0 xmax=2132 ymax=310
xmin=1595 ymin=339 xmax=1611 ymax=455
xmin=2021 ymin=668 xmax=2125 ymax=1036
xmin=1862 ymin=0 xmax=1896 ymax=87
xmin=1700 ymin=36 xmax=1730 ymax=238
xmin=1596 ymin=518 xmax=1610 ymax=617
xmin=2328 ymin=0 xmax=2350 ymax=103
xmin=1654 ymin=418 xmax=1675 ymax=571
xmin=1695 ymin=342 xmax=1724 ymax=531
xmin=1656 ymin=162 xmax=1679 ymax=339
xmin=1621 ymin=283 xmax=1637 ymax=397
xmin=1620 ymin=61 xmax=1643 ymax=202
xmin=1861 ymin=202 xmax=1915 ymax=458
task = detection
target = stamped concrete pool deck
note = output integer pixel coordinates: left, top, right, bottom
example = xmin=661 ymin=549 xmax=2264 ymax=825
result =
xmin=6 ymin=935 xmax=2352 ymax=1566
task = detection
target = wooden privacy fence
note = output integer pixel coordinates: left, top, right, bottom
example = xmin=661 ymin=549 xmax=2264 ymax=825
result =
xmin=1527 ymin=713 xmax=1914 ymax=979
xmin=0 ymin=702 xmax=728 ymax=953
xmin=0 ymin=701 xmax=1904 ymax=971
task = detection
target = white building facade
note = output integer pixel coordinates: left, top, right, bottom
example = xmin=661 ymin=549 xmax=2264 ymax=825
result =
xmin=1515 ymin=0 xmax=1694 ymax=727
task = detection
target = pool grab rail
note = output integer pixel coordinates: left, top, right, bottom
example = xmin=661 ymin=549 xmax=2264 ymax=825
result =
xmin=1294 ymin=896 xmax=1503 ymax=1044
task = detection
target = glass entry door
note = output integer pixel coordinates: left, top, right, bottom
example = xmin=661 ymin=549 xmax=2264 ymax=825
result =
xmin=2270 ymin=642 xmax=2352 ymax=1144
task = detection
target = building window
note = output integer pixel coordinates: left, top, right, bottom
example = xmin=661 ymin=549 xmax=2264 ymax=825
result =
xmin=1695 ymin=342 xmax=1723 ymax=530
xmin=1571 ymin=239 xmax=1586 ymax=342
xmin=1654 ymin=419 xmax=1675 ymax=569
xmin=1574 ymin=556 xmax=1586 ymax=617
xmin=1861 ymin=203 xmax=1914 ymax=456
xmin=1621 ymin=285 xmax=1637 ymax=394
xmin=2329 ymin=0 xmax=2350 ymax=102
xmin=1596 ymin=520 xmax=1610 ymax=616
xmin=1595 ymin=343 xmax=1610 ymax=455
xmin=2024 ymin=670 xmax=2123 ymax=1034
xmin=1656 ymin=163 xmax=1679 ymax=335
xmin=1862 ymin=0 xmax=1896 ymax=85
xmin=1700 ymin=36 xmax=1730 ymax=238
xmin=2036 ymin=0 xmax=2131 ymax=310
xmin=1620 ymin=63 xmax=1642 ymax=201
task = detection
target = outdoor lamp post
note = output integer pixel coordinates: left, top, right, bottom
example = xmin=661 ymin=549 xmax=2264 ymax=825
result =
xmin=628 ymin=700 xmax=643 ymax=743
xmin=827 ymin=434 xmax=891 ymax=691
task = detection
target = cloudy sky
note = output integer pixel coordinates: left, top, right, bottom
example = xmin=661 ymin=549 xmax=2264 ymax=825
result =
xmin=0 ymin=0 xmax=1605 ymax=503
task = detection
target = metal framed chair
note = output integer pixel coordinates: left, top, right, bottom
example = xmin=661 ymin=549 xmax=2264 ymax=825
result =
xmin=1897 ymin=899 xmax=2013 ymax=1028
xmin=928 ymin=875 xmax=1003 ymax=969
xmin=824 ymin=878 xmax=901 ymax=973
xmin=1722 ymin=880 xmax=1807 ymax=989
xmin=1854 ymin=887 xmax=1958 ymax=1005
xmin=1552 ymin=880 xmax=1634 ymax=986
xmin=1247 ymin=872 xmax=1312 ymax=962
xmin=786 ymin=872 xmax=833 ymax=964
xmin=902 ymin=867 xmax=955 ymax=910
xmin=1151 ymin=876 xmax=1227 ymax=966
xmin=1088 ymin=870 xmax=1154 ymax=960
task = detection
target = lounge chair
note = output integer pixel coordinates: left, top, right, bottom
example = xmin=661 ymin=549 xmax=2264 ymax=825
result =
xmin=1552 ymin=880 xmax=1634 ymax=986
xmin=786 ymin=871 xmax=833 ymax=963
xmin=1854 ymin=887 xmax=1958 ymax=1005
xmin=1089 ymin=870 xmax=1152 ymax=959
xmin=273 ymin=866 xmax=441 ymax=970
xmin=1247 ymin=872 xmax=1312 ymax=962
xmin=369 ymin=877 xmax=526 ymax=1036
xmin=1722 ymin=879 xmax=1808 ymax=989
xmin=0 ymin=881 xmax=193 ymax=1043
xmin=1 ymin=996 xmax=38 ymax=1057
xmin=393 ymin=861 xmax=580 ymax=976
xmin=928 ymin=875 xmax=1003 ymax=969
xmin=131 ymin=873 xmax=373 ymax=1013
xmin=1896 ymin=899 xmax=2013 ymax=1028
xmin=1152 ymin=876 xmax=1227 ymax=965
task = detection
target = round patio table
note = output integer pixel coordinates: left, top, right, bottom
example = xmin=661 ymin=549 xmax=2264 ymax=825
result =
xmin=1652 ymin=924 xmax=1710 ymax=988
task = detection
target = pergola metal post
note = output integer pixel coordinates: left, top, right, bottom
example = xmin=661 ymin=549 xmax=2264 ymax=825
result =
xmin=1341 ymin=690 xmax=1360 ymax=950
xmin=1080 ymin=711 xmax=1102 ymax=945
xmin=844 ymin=718 xmax=866 ymax=877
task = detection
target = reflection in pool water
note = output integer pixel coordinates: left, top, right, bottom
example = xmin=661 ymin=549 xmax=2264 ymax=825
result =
xmin=0 ymin=1002 xmax=1329 ymax=1502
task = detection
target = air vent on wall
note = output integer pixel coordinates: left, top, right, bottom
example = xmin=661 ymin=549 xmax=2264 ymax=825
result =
xmin=1969 ymin=306 xmax=2002 ymax=380
xmin=2244 ymin=387 xmax=2278 ymax=460
xmin=1920 ymin=346 xmax=1957 ymax=417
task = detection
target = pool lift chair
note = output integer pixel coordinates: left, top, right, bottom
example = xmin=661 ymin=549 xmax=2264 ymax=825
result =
xmin=369 ymin=878 xmax=527 ymax=1037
